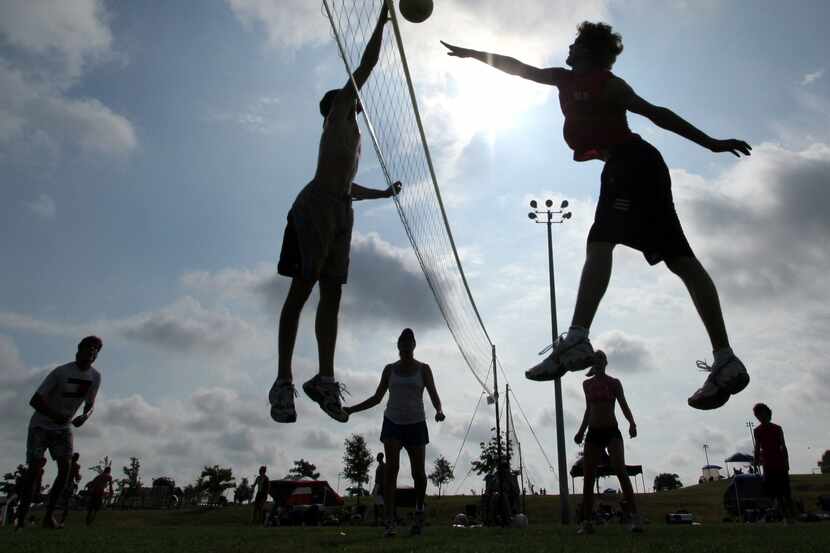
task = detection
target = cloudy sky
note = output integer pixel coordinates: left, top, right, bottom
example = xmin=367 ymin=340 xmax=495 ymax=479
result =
xmin=2 ymin=0 xmax=829 ymax=496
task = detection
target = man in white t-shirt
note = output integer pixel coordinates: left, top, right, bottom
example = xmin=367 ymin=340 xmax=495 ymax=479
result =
xmin=15 ymin=336 xmax=102 ymax=531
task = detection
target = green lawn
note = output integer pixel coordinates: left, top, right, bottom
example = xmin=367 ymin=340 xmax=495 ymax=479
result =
xmin=2 ymin=474 xmax=828 ymax=552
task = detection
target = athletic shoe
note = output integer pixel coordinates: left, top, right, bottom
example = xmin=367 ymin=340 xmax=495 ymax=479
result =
xmin=525 ymin=335 xmax=595 ymax=381
xmin=629 ymin=513 xmax=644 ymax=533
xmin=410 ymin=510 xmax=425 ymax=535
xmin=576 ymin=521 xmax=594 ymax=535
xmin=269 ymin=380 xmax=298 ymax=423
xmin=42 ymin=514 xmax=63 ymax=530
xmin=383 ymin=521 xmax=397 ymax=537
xmin=687 ymin=355 xmax=750 ymax=410
xmin=302 ymin=375 xmax=349 ymax=423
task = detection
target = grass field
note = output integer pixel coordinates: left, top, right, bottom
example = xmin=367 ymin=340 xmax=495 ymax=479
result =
xmin=2 ymin=474 xmax=828 ymax=552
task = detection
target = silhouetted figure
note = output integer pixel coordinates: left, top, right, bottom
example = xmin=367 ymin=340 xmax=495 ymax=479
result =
xmin=15 ymin=336 xmax=102 ymax=531
xmin=85 ymin=466 xmax=113 ymax=526
xmin=443 ymin=22 xmax=751 ymax=410
xmin=372 ymin=453 xmax=385 ymax=525
xmin=345 ymin=328 xmax=445 ymax=537
xmin=58 ymin=452 xmax=82 ymax=524
xmin=753 ymin=403 xmax=795 ymax=522
xmin=251 ymin=466 xmax=270 ymax=525
xmin=269 ymin=2 xmax=401 ymax=424
xmin=574 ymin=351 xmax=642 ymax=534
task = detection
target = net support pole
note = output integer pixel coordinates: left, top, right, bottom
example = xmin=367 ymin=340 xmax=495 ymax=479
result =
xmin=492 ymin=344 xmax=504 ymax=524
xmin=545 ymin=210 xmax=571 ymax=524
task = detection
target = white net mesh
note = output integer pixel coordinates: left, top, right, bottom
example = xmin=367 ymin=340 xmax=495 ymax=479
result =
xmin=322 ymin=0 xmax=493 ymax=395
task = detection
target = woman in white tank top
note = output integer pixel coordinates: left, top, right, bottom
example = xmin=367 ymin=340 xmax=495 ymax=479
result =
xmin=345 ymin=328 xmax=444 ymax=537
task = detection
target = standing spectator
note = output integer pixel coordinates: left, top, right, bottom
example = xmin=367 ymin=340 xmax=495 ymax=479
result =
xmin=372 ymin=453 xmax=385 ymax=525
xmin=753 ymin=403 xmax=795 ymax=522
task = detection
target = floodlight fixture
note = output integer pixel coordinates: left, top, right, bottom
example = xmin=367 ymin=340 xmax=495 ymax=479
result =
xmin=545 ymin=199 xmax=553 ymax=208
xmin=563 ymin=212 xmax=572 ymax=219
xmin=560 ymin=200 xmax=569 ymax=209
xmin=530 ymin=200 xmax=538 ymax=208
xmin=528 ymin=212 xmax=537 ymax=220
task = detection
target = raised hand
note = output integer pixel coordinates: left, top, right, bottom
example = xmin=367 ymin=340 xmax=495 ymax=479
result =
xmin=387 ymin=181 xmax=402 ymax=197
xmin=709 ymin=138 xmax=752 ymax=157
xmin=441 ymin=41 xmax=475 ymax=59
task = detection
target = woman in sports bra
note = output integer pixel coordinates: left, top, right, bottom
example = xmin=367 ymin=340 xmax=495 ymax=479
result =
xmin=574 ymin=350 xmax=642 ymax=534
xmin=345 ymin=328 xmax=444 ymax=537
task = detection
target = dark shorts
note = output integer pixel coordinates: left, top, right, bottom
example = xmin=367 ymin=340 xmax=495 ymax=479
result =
xmin=254 ymin=492 xmax=268 ymax=507
xmin=587 ymin=138 xmax=695 ymax=265
xmin=763 ymin=470 xmax=791 ymax=499
xmin=26 ymin=425 xmax=73 ymax=466
xmin=380 ymin=417 xmax=429 ymax=449
xmin=278 ymin=183 xmax=354 ymax=285
xmin=585 ymin=426 xmax=623 ymax=451
xmin=88 ymin=494 xmax=104 ymax=511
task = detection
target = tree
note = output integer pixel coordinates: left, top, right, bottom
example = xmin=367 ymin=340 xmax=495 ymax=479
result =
xmin=820 ymin=450 xmax=830 ymax=474
xmin=234 ymin=478 xmax=252 ymax=504
xmin=152 ymin=477 xmax=176 ymax=488
xmin=89 ymin=456 xmax=112 ymax=475
xmin=471 ymin=434 xmax=513 ymax=476
xmin=343 ymin=434 xmax=373 ymax=505
xmin=122 ymin=457 xmax=142 ymax=496
xmin=198 ymin=465 xmax=236 ymax=506
xmin=653 ymin=473 xmax=683 ymax=492
xmin=1 ymin=464 xmax=26 ymax=495
xmin=288 ymin=458 xmax=320 ymax=480
xmin=428 ymin=456 xmax=455 ymax=497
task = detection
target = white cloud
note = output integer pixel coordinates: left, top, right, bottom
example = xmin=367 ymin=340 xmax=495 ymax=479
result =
xmin=801 ymin=68 xmax=824 ymax=86
xmin=226 ymin=0 xmax=331 ymax=51
xmin=23 ymin=193 xmax=56 ymax=219
xmin=0 ymin=1 xmax=136 ymax=162
xmin=594 ymin=330 xmax=658 ymax=373
xmin=0 ymin=0 xmax=113 ymax=81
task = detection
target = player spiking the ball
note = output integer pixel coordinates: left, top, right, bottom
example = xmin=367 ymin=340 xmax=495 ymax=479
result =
xmin=270 ymin=2 xmax=401 ymax=424
xmin=443 ymin=22 xmax=751 ymax=410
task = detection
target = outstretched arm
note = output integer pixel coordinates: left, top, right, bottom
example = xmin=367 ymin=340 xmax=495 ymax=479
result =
xmin=423 ymin=365 xmax=445 ymax=422
xmin=344 ymin=367 xmax=390 ymax=415
xmin=607 ymin=77 xmax=751 ymax=157
xmin=331 ymin=3 xmax=390 ymax=118
xmin=441 ymin=41 xmax=566 ymax=86
xmin=351 ymin=181 xmax=401 ymax=201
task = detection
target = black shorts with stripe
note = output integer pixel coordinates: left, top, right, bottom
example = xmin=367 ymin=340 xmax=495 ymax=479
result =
xmin=587 ymin=137 xmax=695 ymax=265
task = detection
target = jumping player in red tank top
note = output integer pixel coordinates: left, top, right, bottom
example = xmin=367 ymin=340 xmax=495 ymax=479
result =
xmin=442 ymin=22 xmax=752 ymax=410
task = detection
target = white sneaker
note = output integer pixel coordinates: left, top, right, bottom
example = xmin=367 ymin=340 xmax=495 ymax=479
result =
xmin=576 ymin=521 xmax=594 ymax=535
xmin=525 ymin=335 xmax=595 ymax=382
xmin=269 ymin=380 xmax=297 ymax=423
xmin=688 ymin=355 xmax=750 ymax=410
xmin=302 ymin=375 xmax=349 ymax=423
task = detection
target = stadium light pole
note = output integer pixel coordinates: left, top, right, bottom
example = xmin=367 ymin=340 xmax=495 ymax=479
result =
xmin=528 ymin=198 xmax=573 ymax=524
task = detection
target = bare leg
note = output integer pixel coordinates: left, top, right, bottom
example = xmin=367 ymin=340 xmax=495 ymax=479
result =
xmin=571 ymin=242 xmax=615 ymax=330
xmin=664 ymin=256 xmax=729 ymax=351
xmin=277 ymin=278 xmax=315 ymax=382
xmin=383 ymin=441 xmax=402 ymax=524
xmin=406 ymin=446 xmax=427 ymax=511
xmin=607 ymin=437 xmax=637 ymax=515
xmin=581 ymin=442 xmax=602 ymax=522
xmin=316 ymin=281 xmax=342 ymax=379
xmin=44 ymin=457 xmax=70 ymax=525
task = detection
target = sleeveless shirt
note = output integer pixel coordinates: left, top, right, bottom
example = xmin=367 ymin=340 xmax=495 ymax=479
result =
xmin=384 ymin=362 xmax=426 ymax=425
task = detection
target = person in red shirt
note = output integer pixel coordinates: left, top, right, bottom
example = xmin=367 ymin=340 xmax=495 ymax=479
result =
xmin=442 ymin=22 xmax=751 ymax=411
xmin=753 ymin=403 xmax=794 ymax=521
xmin=84 ymin=466 xmax=113 ymax=526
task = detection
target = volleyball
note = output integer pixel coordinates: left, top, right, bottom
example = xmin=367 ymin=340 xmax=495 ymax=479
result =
xmin=399 ymin=0 xmax=433 ymax=23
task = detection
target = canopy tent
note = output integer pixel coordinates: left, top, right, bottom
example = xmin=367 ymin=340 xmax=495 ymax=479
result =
xmin=569 ymin=456 xmax=647 ymax=494
xmin=724 ymin=453 xmax=756 ymax=477
xmin=268 ymin=479 xmax=344 ymax=508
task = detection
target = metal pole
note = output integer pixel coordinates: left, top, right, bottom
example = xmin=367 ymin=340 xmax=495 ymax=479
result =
xmin=546 ymin=210 xmax=571 ymax=524
xmin=492 ymin=344 xmax=505 ymax=525
xmin=505 ymin=385 xmax=511 ymax=469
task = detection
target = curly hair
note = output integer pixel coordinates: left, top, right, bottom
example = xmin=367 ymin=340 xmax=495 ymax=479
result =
xmin=575 ymin=21 xmax=624 ymax=69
